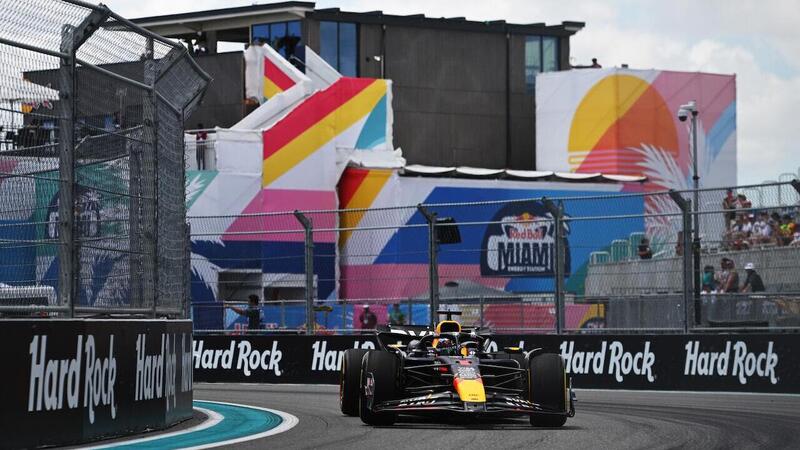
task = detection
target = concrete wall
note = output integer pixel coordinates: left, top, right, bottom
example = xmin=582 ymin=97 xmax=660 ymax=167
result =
xmin=586 ymin=246 xmax=800 ymax=297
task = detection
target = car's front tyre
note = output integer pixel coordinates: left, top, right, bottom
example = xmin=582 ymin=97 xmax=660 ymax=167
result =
xmin=359 ymin=351 xmax=399 ymax=426
xmin=528 ymin=353 xmax=568 ymax=427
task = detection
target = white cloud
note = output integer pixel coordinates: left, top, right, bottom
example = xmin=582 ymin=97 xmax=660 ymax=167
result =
xmin=103 ymin=0 xmax=800 ymax=183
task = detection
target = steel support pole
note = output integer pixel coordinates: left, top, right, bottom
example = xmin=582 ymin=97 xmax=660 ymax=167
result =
xmin=479 ymin=296 xmax=484 ymax=328
xmin=417 ymin=205 xmax=439 ymax=328
xmin=669 ymin=190 xmax=693 ymax=333
xmin=57 ymin=25 xmax=77 ymax=317
xmin=544 ymin=199 xmax=565 ymax=334
xmin=55 ymin=8 xmax=111 ymax=317
xmin=142 ymin=37 xmax=160 ymax=317
xmin=294 ymin=211 xmax=315 ymax=335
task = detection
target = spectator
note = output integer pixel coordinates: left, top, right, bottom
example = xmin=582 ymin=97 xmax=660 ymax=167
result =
xmin=769 ymin=212 xmax=782 ymax=242
xmin=719 ymin=258 xmax=739 ymax=293
xmin=227 ymin=294 xmax=262 ymax=331
xmin=389 ymin=303 xmax=406 ymax=325
xmin=638 ymin=237 xmax=653 ymax=259
xmin=750 ymin=211 xmax=772 ymax=246
xmin=722 ymin=189 xmax=736 ymax=230
xmin=701 ymin=265 xmax=717 ymax=293
xmin=590 ymin=58 xmax=602 ymax=68
xmin=741 ymin=263 xmax=765 ymax=293
xmin=728 ymin=215 xmax=751 ymax=250
xmin=195 ymin=123 xmax=208 ymax=170
xmin=736 ymin=194 xmax=752 ymax=219
xmin=675 ymin=231 xmax=684 ymax=256
xmin=358 ymin=305 xmax=377 ymax=329
xmin=778 ymin=214 xmax=797 ymax=246
xmin=790 ymin=230 xmax=800 ymax=247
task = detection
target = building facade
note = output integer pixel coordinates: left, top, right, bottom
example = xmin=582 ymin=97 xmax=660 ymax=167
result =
xmin=133 ymin=2 xmax=584 ymax=170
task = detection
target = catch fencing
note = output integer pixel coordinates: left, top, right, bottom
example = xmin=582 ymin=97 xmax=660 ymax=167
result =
xmin=0 ymin=0 xmax=209 ymax=318
xmin=189 ymin=179 xmax=800 ymax=334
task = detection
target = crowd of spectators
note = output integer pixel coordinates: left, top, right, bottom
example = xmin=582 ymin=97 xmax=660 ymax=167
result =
xmin=722 ymin=189 xmax=799 ymax=250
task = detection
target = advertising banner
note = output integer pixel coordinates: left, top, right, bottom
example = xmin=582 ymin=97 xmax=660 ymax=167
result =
xmin=0 ymin=320 xmax=193 ymax=448
xmin=192 ymin=333 xmax=800 ymax=394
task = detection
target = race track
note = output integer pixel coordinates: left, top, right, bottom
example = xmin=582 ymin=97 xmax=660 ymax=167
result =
xmin=194 ymin=383 xmax=800 ymax=449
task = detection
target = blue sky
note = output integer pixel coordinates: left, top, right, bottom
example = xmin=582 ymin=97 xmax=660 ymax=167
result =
xmin=108 ymin=0 xmax=800 ymax=185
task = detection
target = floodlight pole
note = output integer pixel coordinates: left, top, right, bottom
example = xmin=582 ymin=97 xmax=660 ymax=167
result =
xmin=690 ymin=103 xmax=701 ymax=327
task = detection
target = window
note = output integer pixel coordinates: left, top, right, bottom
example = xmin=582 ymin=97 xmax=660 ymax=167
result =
xmin=252 ymin=20 xmax=302 ymax=61
xmin=525 ymin=35 xmax=559 ymax=94
xmin=319 ymin=21 xmax=358 ymax=77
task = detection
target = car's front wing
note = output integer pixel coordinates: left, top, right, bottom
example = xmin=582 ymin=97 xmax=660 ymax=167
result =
xmin=374 ymin=391 xmax=574 ymax=416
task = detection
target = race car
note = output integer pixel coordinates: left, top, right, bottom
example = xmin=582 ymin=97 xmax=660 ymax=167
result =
xmin=339 ymin=311 xmax=575 ymax=426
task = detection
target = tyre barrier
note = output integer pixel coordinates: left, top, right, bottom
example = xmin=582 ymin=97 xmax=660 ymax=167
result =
xmin=1 ymin=319 xmax=193 ymax=449
xmin=192 ymin=333 xmax=800 ymax=393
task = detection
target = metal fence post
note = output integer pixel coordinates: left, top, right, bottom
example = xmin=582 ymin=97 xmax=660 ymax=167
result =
xmin=184 ymin=222 xmax=191 ymax=319
xmin=294 ymin=211 xmax=315 ymax=335
xmin=479 ymin=296 xmax=484 ymax=328
xmin=544 ymin=199 xmax=565 ymax=334
xmin=669 ymin=191 xmax=693 ymax=333
xmin=56 ymin=8 xmax=110 ymax=318
xmin=57 ymin=25 xmax=77 ymax=318
xmin=417 ymin=205 xmax=439 ymax=328
xmin=143 ymin=37 xmax=160 ymax=317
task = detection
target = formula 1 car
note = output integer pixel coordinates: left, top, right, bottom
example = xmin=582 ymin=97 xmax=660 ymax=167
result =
xmin=339 ymin=311 xmax=575 ymax=427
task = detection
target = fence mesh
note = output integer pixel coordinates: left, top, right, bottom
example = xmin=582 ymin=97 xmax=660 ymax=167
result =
xmin=189 ymin=180 xmax=800 ymax=334
xmin=0 ymin=0 xmax=208 ymax=317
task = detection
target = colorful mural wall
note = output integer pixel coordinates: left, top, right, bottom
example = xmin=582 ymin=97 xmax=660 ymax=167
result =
xmin=338 ymin=168 xmax=644 ymax=297
xmin=536 ymin=68 xmax=737 ymax=248
xmin=536 ymin=68 xmax=737 ymax=190
xmin=189 ymin=75 xmax=395 ymax=329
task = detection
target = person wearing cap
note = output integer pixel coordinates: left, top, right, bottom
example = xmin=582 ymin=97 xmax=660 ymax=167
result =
xmin=741 ymin=263 xmax=765 ymax=293
xmin=358 ymin=304 xmax=377 ymax=330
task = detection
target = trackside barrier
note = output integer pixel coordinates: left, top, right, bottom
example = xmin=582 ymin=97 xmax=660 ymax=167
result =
xmin=192 ymin=333 xmax=800 ymax=394
xmin=0 ymin=320 xmax=193 ymax=449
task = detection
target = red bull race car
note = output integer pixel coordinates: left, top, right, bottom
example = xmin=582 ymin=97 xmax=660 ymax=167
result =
xmin=339 ymin=311 xmax=575 ymax=426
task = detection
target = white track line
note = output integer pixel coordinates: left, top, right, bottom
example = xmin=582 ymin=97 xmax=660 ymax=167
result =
xmin=182 ymin=400 xmax=299 ymax=450
xmin=82 ymin=401 xmax=298 ymax=450
xmin=82 ymin=407 xmax=223 ymax=449
xmin=574 ymin=388 xmax=800 ymax=397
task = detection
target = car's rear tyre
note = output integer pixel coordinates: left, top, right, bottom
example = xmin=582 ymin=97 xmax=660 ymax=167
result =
xmin=340 ymin=348 xmax=369 ymax=416
xmin=528 ymin=353 xmax=568 ymax=427
xmin=359 ymin=351 xmax=399 ymax=426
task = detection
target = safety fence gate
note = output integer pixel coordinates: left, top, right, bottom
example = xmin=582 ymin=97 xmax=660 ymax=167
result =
xmin=0 ymin=0 xmax=209 ymax=318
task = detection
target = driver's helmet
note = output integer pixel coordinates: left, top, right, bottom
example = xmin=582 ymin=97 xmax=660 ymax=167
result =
xmin=435 ymin=336 xmax=457 ymax=354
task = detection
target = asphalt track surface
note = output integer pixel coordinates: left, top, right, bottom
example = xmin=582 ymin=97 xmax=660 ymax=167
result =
xmin=193 ymin=383 xmax=800 ymax=450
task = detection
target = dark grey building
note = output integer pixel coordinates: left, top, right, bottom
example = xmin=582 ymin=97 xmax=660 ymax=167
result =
xmin=133 ymin=2 xmax=584 ymax=170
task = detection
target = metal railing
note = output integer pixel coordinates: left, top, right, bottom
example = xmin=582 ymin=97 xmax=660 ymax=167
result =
xmin=189 ymin=180 xmax=800 ymax=335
